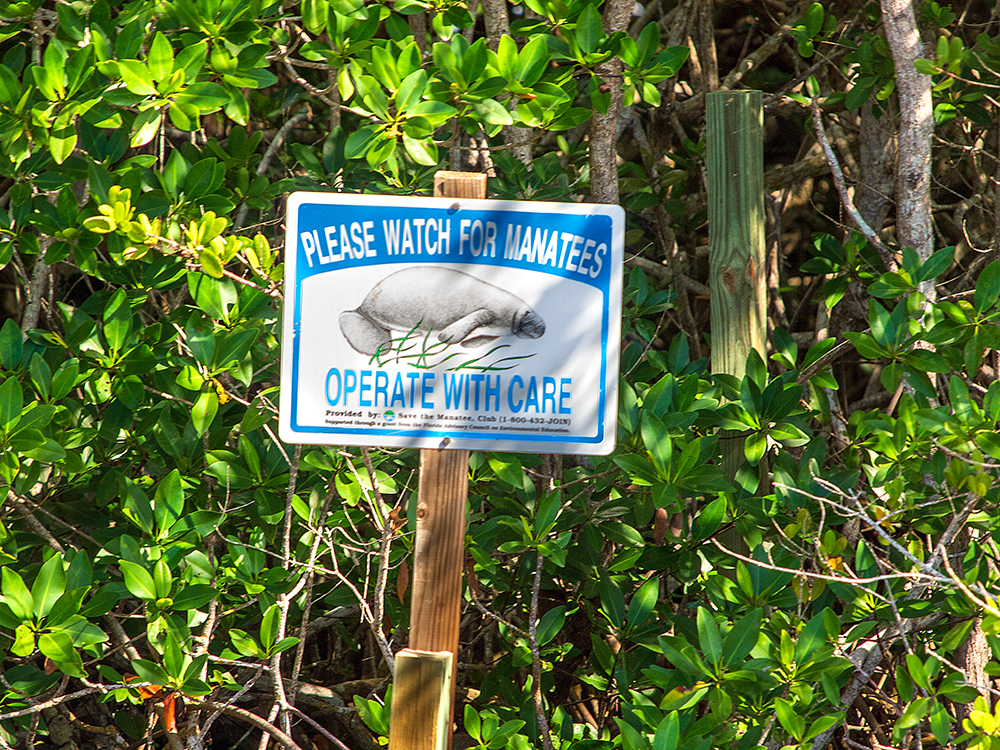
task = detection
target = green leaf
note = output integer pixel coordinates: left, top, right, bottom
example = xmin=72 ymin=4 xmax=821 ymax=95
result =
xmin=906 ymin=653 xmax=930 ymax=690
xmin=496 ymin=34 xmax=517 ymax=80
xmin=131 ymin=658 xmax=171 ymax=686
xmin=774 ymin=697 xmax=805 ymax=741
xmin=576 ymin=4 xmax=603 ymax=55
xmin=895 ymin=696 xmax=931 ymax=731
xmin=123 ymin=482 xmax=155 ymax=536
xmin=170 ymin=584 xmax=219 ymax=611
xmin=845 ymin=78 xmax=875 ymax=110
xmin=395 ymin=69 xmax=427 ymax=111
xmin=472 ymin=98 xmax=513 ymax=126
xmin=0 ymin=318 xmax=23 ymax=369
xmin=153 ymin=559 xmax=172 ymax=600
xmin=49 ymin=124 xmax=77 ymax=165
xmin=345 ymin=125 xmax=381 ymax=159
xmin=464 ymin=704 xmax=482 ymax=742
xmin=917 ymin=245 xmax=955 ymax=282
xmin=536 ymin=605 xmax=566 ymax=645
xmin=37 ymin=45 xmax=66 ymax=101
xmin=641 ymin=412 xmax=672 ymax=475
xmin=804 ymin=3 xmax=824 ymax=37
xmin=696 ymin=607 xmax=722 ymax=670
xmin=148 ymin=32 xmax=174 ymax=80
xmin=272 ymin=636 xmax=300 ymax=654
xmin=974 ymin=260 xmax=1000 ymax=312
xmin=0 ymin=375 xmax=23 ymax=432
xmin=175 ymin=82 xmax=228 ymax=113
xmin=2 ymin=567 xmax=34 ymax=621
xmin=302 ymin=0 xmax=328 ymax=32
xmin=31 ymin=555 xmax=66 ymax=619
xmin=723 ymin=608 xmax=762 ymax=667
xmin=198 ymin=246 xmax=225 ymax=278
xmin=744 ymin=431 xmax=766 ymax=465
xmin=0 ymin=65 xmax=21 ymax=104
xmin=694 ymin=496 xmax=725 ymax=539
xmin=598 ymin=573 xmax=625 ymax=629
xmin=162 ymin=632 xmax=184 ymax=678
xmin=187 ymin=273 xmax=236 ymax=323
xmin=230 ymin=628 xmax=264 ymax=657
xmin=261 ymin=603 xmax=279 ymax=650
xmin=119 ymin=561 xmax=157 ymax=601
xmin=12 ymin=623 xmax=35 ymax=656
xmin=176 ymin=365 xmax=205 ymax=391
xmin=130 ymin=108 xmax=163 ymax=148
xmin=192 ymin=391 xmax=219 ymax=436
xmin=806 ymin=714 xmax=841 ymax=741
xmin=929 ymin=701 xmax=951 ymax=746
xmin=119 ymin=60 xmax=157 ymax=96
xmin=154 ymin=469 xmax=185 ymax=539
xmin=626 ymin=577 xmax=658 ymax=630
xmin=635 ymin=22 xmax=658 ymax=65
xmin=844 ymin=332 xmax=888 ymax=360
xmin=658 ymin=636 xmax=712 ymax=678
xmin=652 ymin=711 xmax=680 ymax=750
xmin=371 ymin=45 xmax=401 ymax=90
xmin=401 ymin=134 xmax=438 ymax=166
xmin=103 ymin=288 xmax=132 ymax=353
xmin=38 ymin=630 xmax=77 ymax=663
xmin=614 ymin=719 xmax=645 ymax=750
xmin=46 ymin=587 xmax=87 ymax=627
xmin=904 ymin=349 xmax=948 ymax=373
xmin=795 ymin=609 xmax=830 ymax=663
xmin=518 ymin=35 xmax=549 ymax=86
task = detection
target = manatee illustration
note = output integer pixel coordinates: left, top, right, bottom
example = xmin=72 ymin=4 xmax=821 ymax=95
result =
xmin=339 ymin=267 xmax=545 ymax=356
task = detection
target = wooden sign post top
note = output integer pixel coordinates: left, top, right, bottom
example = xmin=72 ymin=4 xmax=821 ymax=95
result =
xmin=433 ymin=171 xmax=487 ymax=198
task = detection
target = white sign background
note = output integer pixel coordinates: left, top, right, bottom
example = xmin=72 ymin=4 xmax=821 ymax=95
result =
xmin=279 ymin=192 xmax=624 ymax=454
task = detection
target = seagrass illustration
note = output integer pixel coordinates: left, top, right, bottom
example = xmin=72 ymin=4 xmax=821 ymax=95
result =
xmin=339 ymin=267 xmax=545 ymax=371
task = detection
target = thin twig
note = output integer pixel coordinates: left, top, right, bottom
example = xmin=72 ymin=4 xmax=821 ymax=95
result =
xmin=361 ymin=448 xmax=395 ymax=647
xmin=810 ymin=98 xmax=896 ymax=271
xmin=196 ymin=665 xmax=264 ymax=747
xmin=0 ymin=683 xmax=152 ymax=721
xmin=781 ymin=480 xmax=952 ymax=584
xmin=796 ymin=340 xmax=854 ymax=384
xmin=529 ymin=550 xmax=554 ymax=750
xmin=20 ymin=244 xmax=49 ymax=339
xmin=710 ymin=538 xmax=926 ymax=586
xmin=7 ymin=491 xmax=66 ymax=553
xmin=285 ymin=705 xmax=353 ymax=750
xmin=290 ymin=482 xmax=336 ymax=705
xmin=325 ymin=535 xmax=396 ymax=673
xmin=187 ymin=701 xmax=304 ymax=750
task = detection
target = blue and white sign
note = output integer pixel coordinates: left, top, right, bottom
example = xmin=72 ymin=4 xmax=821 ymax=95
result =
xmin=279 ymin=192 xmax=624 ymax=455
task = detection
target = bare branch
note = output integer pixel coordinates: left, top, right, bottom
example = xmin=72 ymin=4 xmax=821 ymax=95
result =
xmin=810 ymin=98 xmax=896 ymax=271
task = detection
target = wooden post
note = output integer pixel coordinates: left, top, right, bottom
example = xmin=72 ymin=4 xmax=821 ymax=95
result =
xmin=388 ymin=650 xmax=454 ymax=750
xmin=389 ymin=170 xmax=486 ymax=750
xmin=706 ymin=91 xmax=766 ymax=554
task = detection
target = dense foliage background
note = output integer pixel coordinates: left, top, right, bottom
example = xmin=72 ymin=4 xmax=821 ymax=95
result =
xmin=1 ymin=0 xmax=1000 ymax=748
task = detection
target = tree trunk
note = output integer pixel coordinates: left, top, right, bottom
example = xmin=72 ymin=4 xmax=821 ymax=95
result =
xmin=589 ymin=0 xmax=634 ymax=204
xmin=880 ymin=0 xmax=934 ymax=298
xmin=482 ymin=0 xmax=532 ymax=165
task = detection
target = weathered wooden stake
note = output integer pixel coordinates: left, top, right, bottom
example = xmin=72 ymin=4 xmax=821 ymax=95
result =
xmin=388 ymin=650 xmax=454 ymax=750
xmin=388 ymin=170 xmax=486 ymax=750
xmin=707 ymin=91 xmax=767 ymax=555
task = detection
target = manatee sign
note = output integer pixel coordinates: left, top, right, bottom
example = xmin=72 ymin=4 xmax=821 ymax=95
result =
xmin=279 ymin=192 xmax=624 ymax=455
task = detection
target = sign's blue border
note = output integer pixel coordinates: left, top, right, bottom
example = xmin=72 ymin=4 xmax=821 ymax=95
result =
xmin=279 ymin=192 xmax=624 ymax=454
